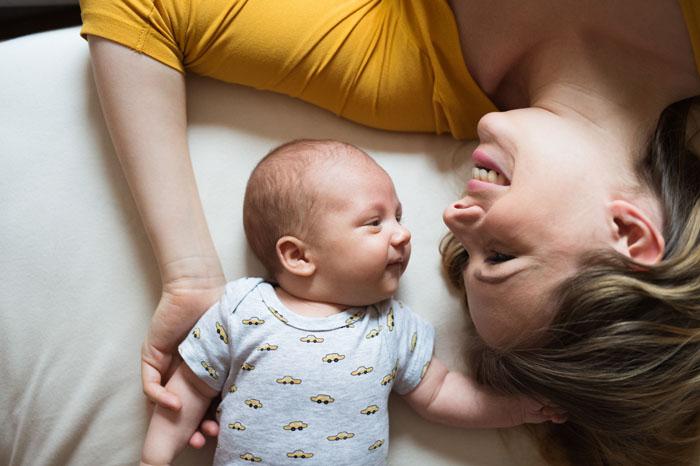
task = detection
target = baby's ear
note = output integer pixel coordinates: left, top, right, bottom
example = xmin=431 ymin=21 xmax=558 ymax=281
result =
xmin=276 ymin=236 xmax=316 ymax=277
xmin=607 ymin=200 xmax=665 ymax=265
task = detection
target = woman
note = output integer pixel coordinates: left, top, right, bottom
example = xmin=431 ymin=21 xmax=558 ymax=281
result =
xmin=441 ymin=99 xmax=700 ymax=465
xmin=80 ymin=0 xmax=700 ymax=464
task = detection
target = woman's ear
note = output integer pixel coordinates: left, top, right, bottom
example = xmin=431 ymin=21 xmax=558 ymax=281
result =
xmin=607 ymin=200 xmax=665 ymax=265
xmin=276 ymin=236 xmax=316 ymax=277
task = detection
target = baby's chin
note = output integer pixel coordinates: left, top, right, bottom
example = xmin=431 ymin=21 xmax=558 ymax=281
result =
xmin=346 ymin=286 xmax=398 ymax=308
xmin=380 ymin=271 xmax=403 ymax=297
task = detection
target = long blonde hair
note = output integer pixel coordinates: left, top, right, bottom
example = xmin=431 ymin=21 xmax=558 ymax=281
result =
xmin=441 ymin=97 xmax=700 ymax=465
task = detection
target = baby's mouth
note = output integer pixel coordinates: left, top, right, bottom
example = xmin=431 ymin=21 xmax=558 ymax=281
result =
xmin=387 ymin=258 xmax=404 ymax=270
xmin=472 ymin=166 xmax=509 ymax=186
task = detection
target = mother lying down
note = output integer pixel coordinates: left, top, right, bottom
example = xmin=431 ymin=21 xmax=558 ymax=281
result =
xmin=80 ymin=0 xmax=700 ymax=464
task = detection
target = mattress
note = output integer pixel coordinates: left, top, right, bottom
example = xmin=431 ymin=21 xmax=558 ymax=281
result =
xmin=0 ymin=26 xmax=543 ymax=466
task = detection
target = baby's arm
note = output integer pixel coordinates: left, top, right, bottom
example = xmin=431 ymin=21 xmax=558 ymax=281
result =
xmin=141 ymin=364 xmax=219 ymax=466
xmin=402 ymin=358 xmax=564 ymax=429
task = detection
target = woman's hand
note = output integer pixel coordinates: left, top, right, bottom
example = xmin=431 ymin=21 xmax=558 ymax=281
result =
xmin=142 ymin=272 xmax=226 ymax=410
xmin=89 ymin=35 xmax=225 ymax=450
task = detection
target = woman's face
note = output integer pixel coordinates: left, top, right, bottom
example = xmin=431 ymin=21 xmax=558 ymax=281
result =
xmin=444 ymin=108 xmax=624 ymax=347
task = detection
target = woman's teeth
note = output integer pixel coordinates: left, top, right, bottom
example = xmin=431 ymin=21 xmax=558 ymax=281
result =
xmin=472 ymin=167 xmax=507 ymax=185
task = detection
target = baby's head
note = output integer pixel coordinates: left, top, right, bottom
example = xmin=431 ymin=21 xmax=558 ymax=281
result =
xmin=243 ymin=139 xmax=411 ymax=306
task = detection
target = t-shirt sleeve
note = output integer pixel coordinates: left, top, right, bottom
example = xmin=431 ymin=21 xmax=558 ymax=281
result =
xmin=387 ymin=299 xmax=435 ymax=395
xmin=178 ymin=277 xmax=261 ymax=392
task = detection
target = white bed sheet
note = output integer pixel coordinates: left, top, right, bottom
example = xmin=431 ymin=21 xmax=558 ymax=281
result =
xmin=0 ymin=27 xmax=544 ymax=466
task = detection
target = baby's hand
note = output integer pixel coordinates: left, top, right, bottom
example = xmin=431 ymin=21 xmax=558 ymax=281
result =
xmin=513 ymin=395 xmax=567 ymax=425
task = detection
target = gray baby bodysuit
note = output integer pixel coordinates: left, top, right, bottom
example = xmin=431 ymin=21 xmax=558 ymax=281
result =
xmin=179 ymin=277 xmax=435 ymax=466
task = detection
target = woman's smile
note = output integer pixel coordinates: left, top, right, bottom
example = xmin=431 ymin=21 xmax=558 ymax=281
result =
xmin=471 ymin=148 xmax=511 ymax=185
xmin=471 ymin=167 xmax=507 ymax=185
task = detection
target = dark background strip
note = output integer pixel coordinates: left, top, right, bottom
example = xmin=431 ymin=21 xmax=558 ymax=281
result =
xmin=1 ymin=5 xmax=82 ymax=41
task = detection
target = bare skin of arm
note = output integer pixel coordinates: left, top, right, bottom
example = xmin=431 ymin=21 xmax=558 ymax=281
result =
xmin=88 ymin=36 xmax=224 ymax=445
xmin=403 ymin=358 xmax=565 ymax=428
xmin=141 ymin=364 xmax=219 ymax=466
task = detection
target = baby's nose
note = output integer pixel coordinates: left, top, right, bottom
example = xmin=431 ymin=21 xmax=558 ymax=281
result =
xmin=393 ymin=223 xmax=411 ymax=245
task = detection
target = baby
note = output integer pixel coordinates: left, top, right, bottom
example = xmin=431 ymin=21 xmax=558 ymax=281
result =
xmin=141 ymin=139 xmax=561 ymax=466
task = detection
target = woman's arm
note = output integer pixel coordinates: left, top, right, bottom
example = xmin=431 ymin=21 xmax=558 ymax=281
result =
xmin=88 ymin=36 xmax=226 ymax=410
xmin=141 ymin=364 xmax=219 ymax=466
xmin=403 ymin=358 xmax=565 ymax=428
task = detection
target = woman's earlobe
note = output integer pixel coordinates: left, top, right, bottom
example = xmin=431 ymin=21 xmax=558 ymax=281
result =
xmin=276 ymin=236 xmax=316 ymax=277
xmin=607 ymin=200 xmax=665 ymax=265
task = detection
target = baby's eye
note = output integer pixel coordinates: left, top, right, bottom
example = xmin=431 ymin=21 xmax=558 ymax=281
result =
xmin=366 ymin=219 xmax=381 ymax=227
xmin=485 ymin=252 xmax=515 ymax=264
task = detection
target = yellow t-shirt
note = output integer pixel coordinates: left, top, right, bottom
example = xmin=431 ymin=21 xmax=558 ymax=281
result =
xmin=80 ymin=0 xmax=700 ymax=140
xmin=680 ymin=0 xmax=700 ymax=77
xmin=79 ymin=0 xmax=495 ymax=139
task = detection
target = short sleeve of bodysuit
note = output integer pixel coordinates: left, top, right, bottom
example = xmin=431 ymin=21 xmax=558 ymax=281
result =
xmin=178 ymin=277 xmax=262 ymax=392
xmin=380 ymin=299 xmax=435 ymax=395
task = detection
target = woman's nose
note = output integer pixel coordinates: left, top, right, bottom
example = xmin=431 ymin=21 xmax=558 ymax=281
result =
xmin=476 ymin=111 xmax=507 ymax=143
xmin=443 ymin=200 xmax=485 ymax=231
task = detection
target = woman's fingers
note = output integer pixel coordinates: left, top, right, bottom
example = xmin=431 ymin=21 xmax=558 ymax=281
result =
xmin=141 ymin=345 xmax=181 ymax=410
xmin=140 ymin=282 xmax=225 ymax=410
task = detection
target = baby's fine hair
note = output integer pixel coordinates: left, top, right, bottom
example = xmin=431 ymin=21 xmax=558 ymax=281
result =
xmin=243 ymin=139 xmax=373 ymax=276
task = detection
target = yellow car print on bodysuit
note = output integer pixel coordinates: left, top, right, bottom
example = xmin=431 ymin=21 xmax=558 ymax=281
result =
xmin=239 ymin=452 xmax=262 ymax=462
xmin=300 ymin=335 xmax=324 ymax=343
xmin=200 ymin=361 xmax=218 ymax=380
xmin=228 ymin=421 xmax=246 ymax=431
xmin=368 ymin=439 xmax=385 ymax=451
xmin=361 ymin=405 xmax=379 ymax=415
xmin=266 ymin=304 xmax=288 ymax=324
xmin=242 ymin=317 xmax=265 ymax=326
xmin=351 ymin=366 xmax=373 ymax=376
xmin=241 ymin=362 xmax=255 ymax=371
xmin=380 ymin=373 xmax=394 ymax=386
xmin=322 ymin=353 xmax=345 ymax=363
xmin=276 ymin=375 xmax=302 ymax=385
xmin=215 ymin=321 xmax=229 ymax=344
xmin=421 ymin=361 xmax=431 ymax=379
xmin=287 ymin=450 xmax=313 ymax=459
xmin=283 ymin=421 xmax=308 ymax=431
xmin=245 ymin=399 xmax=263 ymax=409
xmin=381 ymin=361 xmax=399 ymax=386
xmin=310 ymin=394 xmax=334 ymax=404
xmin=345 ymin=311 xmax=364 ymax=327
xmin=387 ymin=306 xmax=395 ymax=331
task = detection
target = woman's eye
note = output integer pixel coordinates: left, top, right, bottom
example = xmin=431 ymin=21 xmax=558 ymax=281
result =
xmin=485 ymin=252 xmax=515 ymax=264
